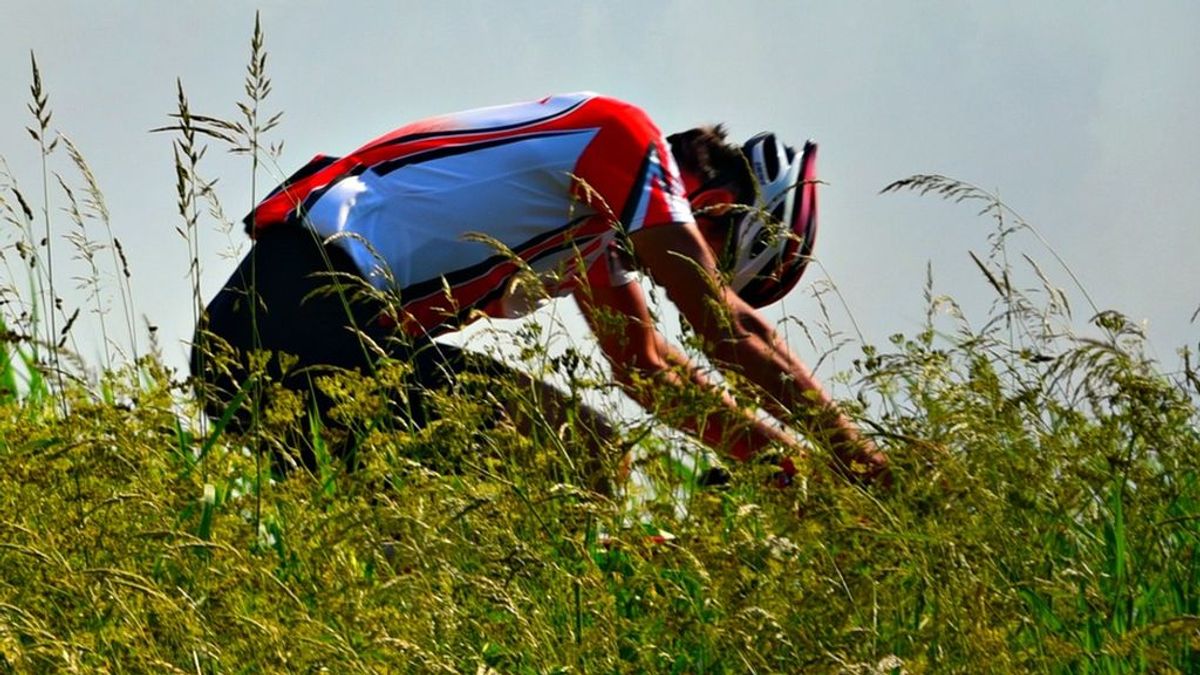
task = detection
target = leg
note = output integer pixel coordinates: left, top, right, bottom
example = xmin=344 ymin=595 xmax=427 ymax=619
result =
xmin=400 ymin=341 xmax=624 ymax=495
xmin=191 ymin=226 xmax=385 ymax=468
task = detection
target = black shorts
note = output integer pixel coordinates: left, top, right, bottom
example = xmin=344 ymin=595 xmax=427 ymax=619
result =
xmin=191 ymin=226 xmax=511 ymax=454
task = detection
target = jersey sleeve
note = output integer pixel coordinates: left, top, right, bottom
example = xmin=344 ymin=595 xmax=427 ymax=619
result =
xmin=569 ymin=97 xmax=694 ymax=234
xmin=583 ymin=241 xmax=639 ymax=291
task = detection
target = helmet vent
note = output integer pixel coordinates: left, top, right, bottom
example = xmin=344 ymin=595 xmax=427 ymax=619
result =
xmin=762 ymin=137 xmax=780 ymax=179
xmin=749 ymin=226 xmax=772 ymax=257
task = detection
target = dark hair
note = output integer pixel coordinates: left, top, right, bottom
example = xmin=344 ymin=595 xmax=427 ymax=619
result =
xmin=666 ymin=124 xmax=755 ymax=204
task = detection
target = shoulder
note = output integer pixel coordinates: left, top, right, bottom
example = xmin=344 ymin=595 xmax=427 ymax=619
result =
xmin=575 ymin=93 xmax=659 ymax=132
xmin=570 ymin=94 xmax=672 ymax=168
xmin=541 ymin=92 xmax=661 ymax=140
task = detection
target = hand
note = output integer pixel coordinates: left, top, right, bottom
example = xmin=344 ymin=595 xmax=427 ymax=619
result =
xmin=762 ymin=452 xmax=802 ymax=489
xmin=832 ymin=436 xmax=891 ymax=488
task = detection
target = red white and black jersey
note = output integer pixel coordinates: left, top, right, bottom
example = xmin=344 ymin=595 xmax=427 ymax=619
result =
xmin=246 ymin=92 xmax=693 ymax=336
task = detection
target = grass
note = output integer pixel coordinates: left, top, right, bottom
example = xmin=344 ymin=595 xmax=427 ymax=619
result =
xmin=2 ymin=16 xmax=1199 ymax=673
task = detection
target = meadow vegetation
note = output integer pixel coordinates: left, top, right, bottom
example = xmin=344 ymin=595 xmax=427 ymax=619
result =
xmin=2 ymin=18 xmax=1198 ymax=673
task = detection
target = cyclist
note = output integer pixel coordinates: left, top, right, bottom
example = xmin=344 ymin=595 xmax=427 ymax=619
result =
xmin=192 ymin=92 xmax=889 ymax=486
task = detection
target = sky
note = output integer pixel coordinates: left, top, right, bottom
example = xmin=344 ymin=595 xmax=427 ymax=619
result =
xmin=1 ymin=1 xmax=1197 ymax=392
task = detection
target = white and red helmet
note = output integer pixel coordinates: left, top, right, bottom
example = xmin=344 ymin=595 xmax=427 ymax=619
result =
xmin=728 ymin=133 xmax=819 ymax=308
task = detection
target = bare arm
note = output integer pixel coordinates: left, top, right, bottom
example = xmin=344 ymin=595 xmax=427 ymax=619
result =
xmin=628 ymin=222 xmax=889 ymax=483
xmin=574 ymin=277 xmax=801 ymax=463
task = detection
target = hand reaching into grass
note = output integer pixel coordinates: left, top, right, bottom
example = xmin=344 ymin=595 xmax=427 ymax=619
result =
xmin=833 ymin=435 xmax=891 ymax=488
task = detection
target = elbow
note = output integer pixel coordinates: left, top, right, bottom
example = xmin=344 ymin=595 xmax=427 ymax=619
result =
xmin=702 ymin=304 xmax=775 ymax=367
xmin=732 ymin=304 xmax=775 ymax=343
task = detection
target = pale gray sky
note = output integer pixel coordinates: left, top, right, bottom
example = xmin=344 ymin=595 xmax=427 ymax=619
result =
xmin=2 ymin=1 xmax=1197 ymax=384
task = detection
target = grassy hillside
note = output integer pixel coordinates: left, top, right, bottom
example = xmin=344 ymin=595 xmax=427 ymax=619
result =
xmin=2 ymin=19 xmax=1198 ymax=673
xmin=2 ymin=289 xmax=1197 ymax=672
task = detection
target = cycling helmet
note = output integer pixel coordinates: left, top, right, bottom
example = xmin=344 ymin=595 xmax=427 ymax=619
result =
xmin=726 ymin=133 xmax=818 ymax=308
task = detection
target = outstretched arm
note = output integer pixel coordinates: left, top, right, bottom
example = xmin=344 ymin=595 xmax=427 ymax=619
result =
xmin=628 ymin=222 xmax=889 ymax=484
xmin=574 ymin=278 xmax=801 ymax=464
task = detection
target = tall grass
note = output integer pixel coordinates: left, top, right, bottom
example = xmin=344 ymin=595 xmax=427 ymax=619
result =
xmin=25 ymin=53 xmax=66 ymax=413
xmin=1 ymin=55 xmax=142 ymax=411
xmin=1 ymin=17 xmax=1198 ymax=673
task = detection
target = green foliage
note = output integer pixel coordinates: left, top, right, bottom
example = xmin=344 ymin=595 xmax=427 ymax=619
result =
xmin=0 ymin=316 xmax=49 ymax=411
xmin=2 ymin=301 xmax=1198 ymax=671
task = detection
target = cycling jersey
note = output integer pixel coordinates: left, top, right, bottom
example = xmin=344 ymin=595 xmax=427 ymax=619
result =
xmin=245 ymin=92 xmax=693 ymax=336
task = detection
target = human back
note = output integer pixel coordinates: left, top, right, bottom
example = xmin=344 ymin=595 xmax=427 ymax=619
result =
xmin=244 ymin=92 xmax=691 ymax=336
